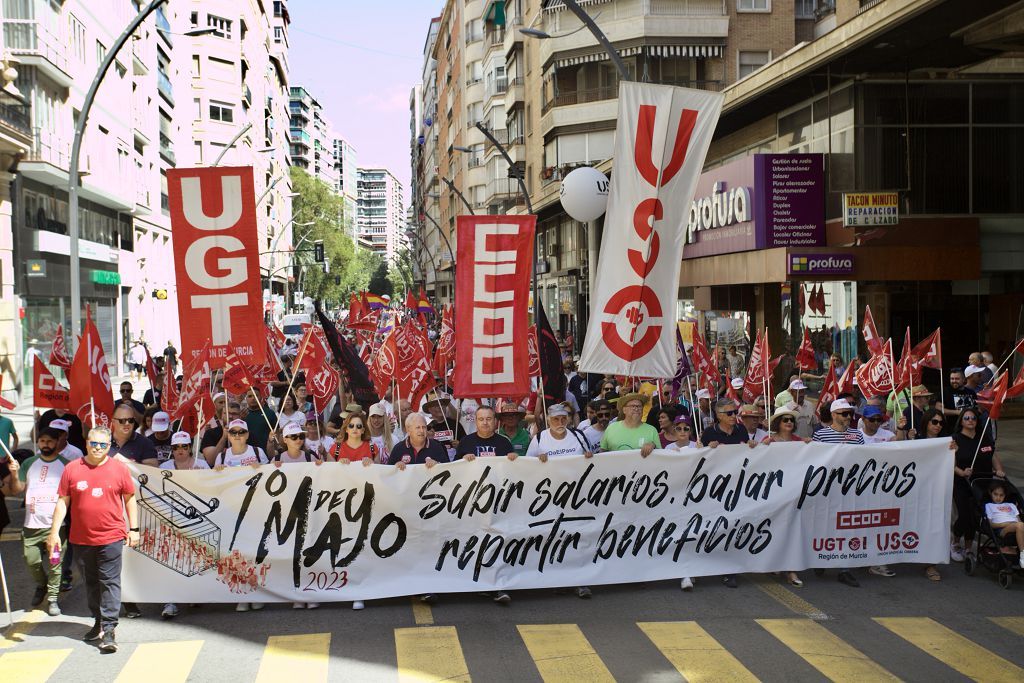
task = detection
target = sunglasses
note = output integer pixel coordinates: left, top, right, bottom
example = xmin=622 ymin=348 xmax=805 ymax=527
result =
xmin=172 ymin=444 xmax=191 ymax=450
xmin=285 ymin=434 xmax=306 ymax=441
xmin=114 ymin=417 xmax=135 ymax=425
xmin=596 ymin=413 xmax=611 ymax=418
xmin=866 ymin=417 xmax=884 ymax=423
xmin=962 ymin=415 xmax=977 ymax=421
xmin=779 ymin=417 xmax=795 ymax=424
xmin=228 ymin=430 xmax=248 ymax=436
xmin=348 ymin=423 xmax=365 ymax=429
xmin=88 ymin=441 xmax=109 ymax=449
xmin=929 ymin=419 xmax=945 ymax=426
xmin=677 ymin=425 xmax=692 ymax=432
xmin=719 ymin=410 xmax=738 ymax=416
xmin=835 ymin=411 xmax=854 ymax=418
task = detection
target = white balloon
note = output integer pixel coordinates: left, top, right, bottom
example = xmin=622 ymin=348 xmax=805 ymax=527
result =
xmin=559 ymin=166 xmax=609 ymax=222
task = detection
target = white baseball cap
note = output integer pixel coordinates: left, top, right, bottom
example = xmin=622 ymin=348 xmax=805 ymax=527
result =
xmin=170 ymin=431 xmax=191 ymax=446
xmin=829 ymin=398 xmax=855 ymax=413
xmin=695 ymin=389 xmax=711 ymax=400
xmin=282 ymin=422 xmax=304 ymax=437
xmin=369 ymin=402 xmax=388 ymax=417
xmin=789 ymin=379 xmax=807 ymax=391
xmin=50 ymin=419 xmax=71 ymax=432
xmin=227 ymin=419 xmax=248 ymax=431
xmin=731 ymin=378 xmax=744 ymax=390
xmin=151 ymin=411 xmax=171 ymax=432
xmin=964 ymin=366 xmax=984 ymax=377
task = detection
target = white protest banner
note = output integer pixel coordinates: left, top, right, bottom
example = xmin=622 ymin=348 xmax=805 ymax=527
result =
xmin=123 ymin=440 xmax=952 ymax=603
xmin=579 ymin=82 xmax=723 ymax=378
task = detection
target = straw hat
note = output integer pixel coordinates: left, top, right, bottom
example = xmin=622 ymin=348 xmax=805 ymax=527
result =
xmin=769 ymin=406 xmax=799 ymax=429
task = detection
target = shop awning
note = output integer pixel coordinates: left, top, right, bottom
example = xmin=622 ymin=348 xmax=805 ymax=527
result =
xmin=485 ymin=1 xmax=506 ymax=26
xmin=646 ymin=44 xmax=723 ymax=58
xmin=554 ymin=46 xmax=642 ymax=68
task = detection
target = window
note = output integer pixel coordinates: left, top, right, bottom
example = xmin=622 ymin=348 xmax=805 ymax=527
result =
xmin=191 ymin=55 xmax=200 ymax=77
xmin=738 ymin=51 xmax=770 ymax=79
xmin=206 ymin=56 xmax=235 ymax=82
xmin=737 ymin=0 xmax=770 ymax=9
xmin=274 ymin=27 xmax=284 ymax=43
xmin=796 ymin=0 xmax=815 ymax=17
xmin=209 ymin=101 xmax=234 ymax=123
xmin=68 ymin=14 xmax=86 ymax=65
xmin=190 ymin=11 xmax=198 ymax=27
xmin=193 ymin=97 xmax=201 ymax=121
xmin=95 ymin=40 xmax=106 ymax=67
xmin=194 ymin=141 xmax=203 ymax=164
xmin=207 ymin=14 xmax=232 ymax=39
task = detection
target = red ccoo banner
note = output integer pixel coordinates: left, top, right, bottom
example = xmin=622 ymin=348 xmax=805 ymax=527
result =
xmin=453 ymin=215 xmax=534 ymax=398
xmin=167 ymin=167 xmax=266 ymax=369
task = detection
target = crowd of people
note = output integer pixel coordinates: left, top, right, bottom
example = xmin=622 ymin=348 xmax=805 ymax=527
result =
xmin=0 ymin=329 xmax=1021 ymax=654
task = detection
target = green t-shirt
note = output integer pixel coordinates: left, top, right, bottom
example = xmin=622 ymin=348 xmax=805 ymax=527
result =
xmin=500 ymin=426 xmax=531 ymax=455
xmin=0 ymin=415 xmax=14 ymax=451
xmin=774 ymin=390 xmax=793 ymax=409
xmin=600 ymin=420 xmax=660 ymax=452
xmin=245 ymin=406 xmax=277 ymax=452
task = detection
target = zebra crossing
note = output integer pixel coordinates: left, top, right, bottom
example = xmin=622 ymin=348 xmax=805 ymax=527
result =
xmin=2 ymin=614 xmax=1023 ymax=682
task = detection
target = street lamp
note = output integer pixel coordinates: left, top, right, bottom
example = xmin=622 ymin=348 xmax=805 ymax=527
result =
xmin=440 ymin=176 xmax=475 ymax=215
xmin=520 ymin=1 xmax=628 ymax=82
xmin=69 ymin=0 xmax=168 ymax=352
xmin=404 ymin=229 xmax=438 ymax=287
xmin=158 ymin=27 xmax=222 ymax=38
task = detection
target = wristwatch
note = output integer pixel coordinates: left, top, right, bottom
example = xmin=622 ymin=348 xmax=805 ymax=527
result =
xmin=129 ymin=527 xmax=140 ymax=532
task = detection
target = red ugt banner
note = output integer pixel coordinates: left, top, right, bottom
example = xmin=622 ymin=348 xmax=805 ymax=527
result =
xmin=454 ymin=215 xmax=534 ymax=399
xmin=167 ymin=167 xmax=266 ymax=369
xmin=33 ymin=361 xmax=69 ymax=410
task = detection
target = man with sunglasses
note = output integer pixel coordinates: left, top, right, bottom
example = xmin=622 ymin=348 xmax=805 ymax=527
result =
xmin=812 ymin=398 xmax=864 ymax=587
xmin=699 ymin=399 xmax=749 ymax=449
xmin=47 ymin=426 xmax=138 ymax=653
xmin=582 ymin=400 xmax=613 ymax=454
xmin=114 ymin=382 xmax=145 ymax=421
xmin=108 ymin=405 xmax=157 ymax=467
xmin=860 ymin=405 xmax=897 ymax=444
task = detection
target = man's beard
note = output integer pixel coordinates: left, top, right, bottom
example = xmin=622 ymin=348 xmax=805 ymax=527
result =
xmin=39 ymin=447 xmax=55 ymax=456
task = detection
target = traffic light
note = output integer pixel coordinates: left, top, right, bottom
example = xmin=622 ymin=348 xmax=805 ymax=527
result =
xmin=152 ymin=289 xmax=168 ymax=300
xmin=313 ymin=240 xmax=325 ymax=263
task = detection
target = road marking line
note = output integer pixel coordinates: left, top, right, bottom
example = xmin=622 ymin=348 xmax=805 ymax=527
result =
xmin=395 ymin=626 xmax=470 ymax=682
xmin=638 ymin=621 xmax=758 ymax=682
xmin=990 ymin=616 xmax=1024 ymax=637
xmin=0 ymin=609 xmax=47 ymax=649
xmin=411 ymin=597 xmax=434 ymax=625
xmin=114 ymin=640 xmax=204 ymax=683
xmin=255 ymin=633 xmax=331 ymax=682
xmin=517 ymin=624 xmax=615 ymax=683
xmin=758 ymin=618 xmax=899 ymax=682
xmin=0 ymin=529 xmax=19 ymax=542
xmin=876 ymin=617 xmax=1024 ymax=683
xmin=0 ymin=647 xmax=72 ymax=682
xmin=751 ymin=575 xmax=829 ymax=620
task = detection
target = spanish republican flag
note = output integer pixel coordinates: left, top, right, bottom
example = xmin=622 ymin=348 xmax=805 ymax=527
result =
xmin=365 ymin=292 xmax=387 ymax=310
xmin=417 ymin=286 xmax=436 ymax=316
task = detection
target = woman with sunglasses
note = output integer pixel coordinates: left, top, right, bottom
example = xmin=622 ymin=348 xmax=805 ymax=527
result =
xmin=274 ymin=423 xmax=321 ymax=465
xmin=158 ymin=432 xmax=209 ymax=471
xmin=950 ymin=406 xmax=1005 ymax=563
xmin=766 ymin=407 xmax=809 ymax=444
xmin=329 ymin=412 xmax=379 ymax=464
xmin=903 ymin=406 xmax=951 ymax=582
xmin=665 ymin=416 xmax=696 ymax=451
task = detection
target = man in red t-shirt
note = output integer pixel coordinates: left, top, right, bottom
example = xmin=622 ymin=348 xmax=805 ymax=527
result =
xmin=47 ymin=425 xmax=138 ymax=653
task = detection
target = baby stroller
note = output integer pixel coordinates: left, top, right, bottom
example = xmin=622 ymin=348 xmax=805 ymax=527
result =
xmin=963 ymin=477 xmax=1023 ymax=589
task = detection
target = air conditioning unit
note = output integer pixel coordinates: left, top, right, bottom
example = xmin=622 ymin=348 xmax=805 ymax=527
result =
xmin=546 ymin=243 xmax=559 ymax=257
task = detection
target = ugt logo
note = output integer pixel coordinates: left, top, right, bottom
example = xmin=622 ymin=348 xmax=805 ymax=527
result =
xmin=601 ymin=104 xmax=698 ymax=361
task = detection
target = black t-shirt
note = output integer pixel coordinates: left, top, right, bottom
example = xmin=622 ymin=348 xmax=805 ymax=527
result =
xmin=388 ymin=438 xmax=449 ymax=465
xmin=944 ymin=387 xmax=977 ymax=412
xmin=427 ymin=419 xmax=466 ymax=448
xmin=953 ymin=431 xmax=997 ymax=477
xmin=143 ymin=388 xmax=162 ymax=408
xmin=164 ymin=346 xmax=177 ymax=365
xmin=147 ymin=432 xmax=174 ymax=463
xmin=455 ymin=432 xmax=514 ymax=459
xmin=700 ymin=424 xmax=750 ymax=447
xmin=200 ymin=424 xmax=225 ymax=451
xmin=271 ymin=369 xmax=305 ymax=398
xmin=110 ymin=432 xmax=158 ymax=463
xmin=37 ymin=410 xmax=85 ymax=452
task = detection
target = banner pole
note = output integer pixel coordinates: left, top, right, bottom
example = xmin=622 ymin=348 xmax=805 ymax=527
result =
xmin=939 ymin=364 xmax=945 ymax=415
xmin=250 ymin=386 xmax=274 ymax=434
xmin=970 ymin=414 xmax=992 ymax=471
xmin=194 ymin=404 xmax=204 ymax=462
xmin=275 ymin=331 xmax=314 ymax=432
xmin=90 ymin=396 xmax=95 ymax=429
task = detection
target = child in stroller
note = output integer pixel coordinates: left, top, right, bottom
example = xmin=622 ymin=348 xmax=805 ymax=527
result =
xmin=985 ymin=480 xmax=1024 ymax=569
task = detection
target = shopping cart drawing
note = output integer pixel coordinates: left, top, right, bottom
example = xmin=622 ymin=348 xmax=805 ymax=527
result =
xmin=136 ymin=471 xmax=221 ymax=577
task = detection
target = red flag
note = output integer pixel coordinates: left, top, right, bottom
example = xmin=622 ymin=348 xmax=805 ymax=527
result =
xmin=690 ymin=330 xmax=718 ymax=385
xmin=837 ymin=359 xmax=856 ymax=397
xmin=526 ymin=325 xmax=540 ymax=378
xmin=33 ymin=361 xmax=69 ymax=410
xmin=819 ymin=359 xmax=840 ymax=409
xmin=726 ymin=380 xmax=741 ymax=403
xmin=49 ymin=324 xmax=71 ymax=370
xmin=742 ymin=330 xmax=766 ymax=404
xmin=895 ymin=327 xmax=913 ymax=393
xmin=986 ymin=371 xmax=1010 ymax=420
xmin=405 ymin=289 xmax=418 ymax=312
xmin=297 ymin=324 xmax=331 ymax=375
xmin=1006 ymin=364 xmax=1024 ymax=400
xmin=0 ymin=376 xmax=14 ymax=410
xmin=855 ymin=339 xmax=895 ymax=398
xmin=267 ymin=324 xmax=287 ymax=356
xmin=347 ymin=293 xmax=360 ymax=324
xmin=911 ymin=328 xmax=942 ymax=371
xmin=796 ymin=327 xmax=816 ymax=371
xmin=144 ymin=345 xmax=160 ymax=387
xmin=433 ymin=305 xmax=456 ymax=377
xmin=395 ymin=321 xmax=436 ymax=408
xmin=798 ymin=285 xmax=806 ymax=318
xmin=172 ymin=342 xmax=212 ymax=422
xmin=862 ymin=305 xmax=883 ymax=356
xmin=369 ymin=331 xmax=397 ymax=398
xmin=67 ymin=308 xmax=115 ymax=427
xmin=222 ymin=349 xmax=255 ymax=396
xmin=306 ymin=364 xmax=340 ymax=412
xmin=160 ymin=358 xmax=178 ymax=414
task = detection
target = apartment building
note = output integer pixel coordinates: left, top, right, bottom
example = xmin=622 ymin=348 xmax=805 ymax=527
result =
xmin=289 ymin=85 xmax=338 ymax=192
xmin=186 ymin=0 xmax=293 ymax=322
xmin=333 ymin=135 xmax=358 ymax=235
xmin=356 ymin=167 xmax=405 ymax=260
xmin=413 ymin=0 xmax=803 ymax=338
xmin=0 ymin=0 xmax=292 ymax=394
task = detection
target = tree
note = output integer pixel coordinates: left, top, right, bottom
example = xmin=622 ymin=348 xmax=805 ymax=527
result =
xmin=367 ymin=261 xmax=392 ymax=299
xmin=289 ymin=168 xmax=358 ymax=308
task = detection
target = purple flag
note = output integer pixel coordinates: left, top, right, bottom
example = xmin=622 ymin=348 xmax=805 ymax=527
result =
xmin=670 ymin=326 xmax=692 ymax=399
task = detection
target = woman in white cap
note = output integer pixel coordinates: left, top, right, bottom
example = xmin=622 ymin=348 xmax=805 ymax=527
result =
xmin=159 ymin=432 xmax=210 ymax=471
xmin=367 ymin=403 xmax=395 ymax=463
xmin=274 ymin=423 xmax=321 ymax=465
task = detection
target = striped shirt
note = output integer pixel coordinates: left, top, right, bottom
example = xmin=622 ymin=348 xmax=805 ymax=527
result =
xmin=812 ymin=426 xmax=865 ymax=444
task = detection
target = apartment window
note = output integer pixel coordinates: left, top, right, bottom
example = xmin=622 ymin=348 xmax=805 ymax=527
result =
xmin=190 ymin=11 xmax=198 ymax=27
xmin=207 ymin=15 xmax=232 ymax=39
xmin=737 ymin=0 xmax=770 ymax=10
xmin=796 ymin=0 xmax=815 ymax=17
xmin=209 ymin=101 xmax=234 ymax=123
xmin=738 ymin=51 xmax=770 ymax=79
xmin=191 ymin=55 xmax=200 ymax=77
xmin=68 ymin=15 xmax=86 ymax=65
xmin=195 ymin=141 xmax=203 ymax=164
xmin=193 ymin=98 xmax=201 ymax=121
xmin=95 ymin=40 xmax=106 ymax=67
xmin=274 ymin=27 xmax=284 ymax=43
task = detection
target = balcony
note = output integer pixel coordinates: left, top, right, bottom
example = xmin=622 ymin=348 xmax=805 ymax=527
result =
xmin=0 ymin=100 xmax=32 ymax=138
xmin=243 ymin=84 xmax=253 ymax=107
xmin=28 ymin=127 xmax=70 ymax=168
xmin=159 ymin=134 xmax=176 ymax=165
xmin=3 ymin=19 xmax=72 ymax=88
xmin=484 ymin=177 xmax=519 ymax=203
xmin=155 ymin=7 xmax=172 ymax=46
xmin=485 ymin=27 xmax=504 ymax=49
xmin=486 ymin=75 xmax=508 ymax=100
xmin=504 ymin=76 xmax=525 ymax=110
xmin=157 ymin=71 xmax=174 ymax=105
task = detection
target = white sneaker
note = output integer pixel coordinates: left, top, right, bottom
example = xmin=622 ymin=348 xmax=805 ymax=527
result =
xmin=1019 ymin=555 xmax=1024 ymax=570
xmin=950 ymin=543 xmax=964 ymax=562
xmin=251 ymin=602 xmax=264 ymax=611
xmin=680 ymin=577 xmax=694 ymax=591
xmin=869 ymin=565 xmax=896 ymax=577
xmin=235 ymin=603 xmax=250 ymax=612
xmin=306 ymin=602 xmax=320 ymax=610
xmin=292 ymin=602 xmax=305 ymax=609
xmin=161 ymin=603 xmax=178 ymax=619
xmin=352 ymin=601 xmax=365 ymax=610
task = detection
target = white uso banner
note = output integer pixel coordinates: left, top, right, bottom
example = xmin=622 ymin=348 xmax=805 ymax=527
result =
xmin=123 ymin=440 xmax=952 ymax=603
xmin=579 ymin=82 xmax=723 ymax=378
